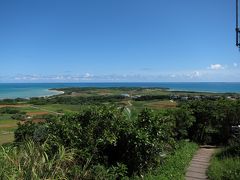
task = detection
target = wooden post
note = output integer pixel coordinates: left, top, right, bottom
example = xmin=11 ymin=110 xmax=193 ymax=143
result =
xmin=236 ymin=0 xmax=240 ymax=47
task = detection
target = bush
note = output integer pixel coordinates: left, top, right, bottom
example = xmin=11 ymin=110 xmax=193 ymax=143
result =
xmin=0 ymin=107 xmax=20 ymax=114
xmin=14 ymin=106 xmax=177 ymax=176
xmin=14 ymin=121 xmax=41 ymax=142
xmin=181 ymin=100 xmax=240 ymax=145
xmin=29 ymin=95 xmax=126 ymax=105
xmin=11 ymin=113 xmax=26 ymax=120
xmin=170 ymin=107 xmax=195 ymax=140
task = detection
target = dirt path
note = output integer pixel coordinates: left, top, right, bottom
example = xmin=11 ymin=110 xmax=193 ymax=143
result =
xmin=127 ymin=100 xmax=132 ymax=106
xmin=185 ymin=146 xmax=216 ymax=180
xmin=0 ymin=104 xmax=30 ymax=108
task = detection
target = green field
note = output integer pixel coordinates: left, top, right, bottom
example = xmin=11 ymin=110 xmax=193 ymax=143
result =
xmin=0 ymin=119 xmax=18 ymax=145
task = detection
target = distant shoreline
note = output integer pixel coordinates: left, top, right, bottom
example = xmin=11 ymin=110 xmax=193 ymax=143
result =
xmin=48 ymin=89 xmax=65 ymax=96
xmin=0 ymin=82 xmax=240 ymax=100
xmin=26 ymin=89 xmax=65 ymax=99
xmin=0 ymin=89 xmax=65 ymax=100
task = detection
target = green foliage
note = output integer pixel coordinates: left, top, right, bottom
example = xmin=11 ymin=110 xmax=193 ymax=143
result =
xmin=136 ymin=141 xmax=198 ymax=180
xmin=114 ymin=108 xmax=176 ymax=175
xmin=14 ymin=121 xmax=42 ymax=142
xmin=0 ymin=98 xmax=27 ymax=105
xmin=14 ymin=106 xmax=177 ymax=177
xmin=134 ymin=95 xmax=169 ymax=101
xmin=29 ymin=95 xmax=126 ymax=105
xmin=11 ymin=113 xmax=26 ymax=120
xmin=182 ymin=100 xmax=240 ymax=144
xmin=0 ymin=107 xmax=26 ymax=121
xmin=7 ymin=97 xmax=240 ymax=178
xmin=169 ymin=107 xmax=195 ymax=140
xmin=0 ymin=140 xmax=75 ymax=179
xmin=0 ymin=107 xmax=21 ymax=114
xmin=208 ymin=146 xmax=240 ymax=180
xmin=208 ymin=158 xmax=240 ymax=180
xmin=83 ymin=163 xmax=128 ymax=180
xmin=0 ymin=114 xmax=13 ymax=121
xmin=4 ymin=88 xmax=240 ymax=178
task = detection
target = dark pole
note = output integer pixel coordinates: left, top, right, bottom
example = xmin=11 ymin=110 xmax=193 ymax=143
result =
xmin=237 ymin=0 xmax=239 ymax=47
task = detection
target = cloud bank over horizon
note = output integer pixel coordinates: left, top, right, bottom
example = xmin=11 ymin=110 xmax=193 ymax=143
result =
xmin=0 ymin=62 xmax=239 ymax=83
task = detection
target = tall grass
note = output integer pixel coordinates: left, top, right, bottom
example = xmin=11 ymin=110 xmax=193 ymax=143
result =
xmin=0 ymin=141 xmax=198 ymax=180
xmin=0 ymin=141 xmax=75 ymax=179
xmin=208 ymin=146 xmax=240 ymax=180
xmin=136 ymin=141 xmax=198 ymax=180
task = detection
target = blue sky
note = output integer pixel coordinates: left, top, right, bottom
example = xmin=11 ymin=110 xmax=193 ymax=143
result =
xmin=0 ymin=0 xmax=239 ymax=82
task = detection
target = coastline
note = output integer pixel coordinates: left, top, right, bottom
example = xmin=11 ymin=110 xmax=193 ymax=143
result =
xmin=47 ymin=89 xmax=65 ymax=96
xmin=29 ymin=89 xmax=65 ymax=99
xmin=0 ymin=89 xmax=65 ymax=100
xmin=1 ymin=82 xmax=240 ymax=99
xmin=167 ymin=88 xmax=220 ymax=94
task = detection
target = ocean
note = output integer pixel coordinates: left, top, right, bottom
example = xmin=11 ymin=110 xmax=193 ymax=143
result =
xmin=0 ymin=82 xmax=240 ymax=99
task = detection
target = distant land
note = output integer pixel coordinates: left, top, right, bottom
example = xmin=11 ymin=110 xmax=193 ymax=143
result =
xmin=0 ymin=82 xmax=240 ymax=99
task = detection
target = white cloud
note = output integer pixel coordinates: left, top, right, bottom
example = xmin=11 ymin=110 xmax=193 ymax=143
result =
xmin=233 ymin=63 xmax=238 ymax=67
xmin=208 ymin=64 xmax=224 ymax=70
xmin=11 ymin=73 xmax=97 ymax=82
xmin=5 ymin=67 xmax=240 ymax=82
xmin=82 ymin=73 xmax=94 ymax=80
xmin=193 ymin=71 xmax=201 ymax=77
xmin=185 ymin=71 xmax=202 ymax=79
xmin=84 ymin=73 xmax=92 ymax=78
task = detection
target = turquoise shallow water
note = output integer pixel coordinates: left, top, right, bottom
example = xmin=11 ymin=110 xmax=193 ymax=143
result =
xmin=0 ymin=82 xmax=240 ymax=99
xmin=0 ymin=83 xmax=63 ymax=99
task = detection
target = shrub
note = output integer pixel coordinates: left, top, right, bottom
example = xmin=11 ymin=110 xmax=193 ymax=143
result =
xmin=170 ymin=107 xmax=195 ymax=140
xmin=11 ymin=113 xmax=26 ymax=120
xmin=14 ymin=106 xmax=177 ymax=176
xmin=0 ymin=107 xmax=20 ymax=114
xmin=182 ymin=100 xmax=240 ymax=145
xmin=14 ymin=121 xmax=41 ymax=142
